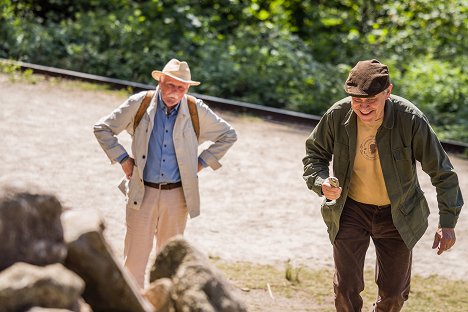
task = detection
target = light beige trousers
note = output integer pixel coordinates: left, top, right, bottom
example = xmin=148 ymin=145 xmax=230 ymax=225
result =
xmin=124 ymin=185 xmax=188 ymax=288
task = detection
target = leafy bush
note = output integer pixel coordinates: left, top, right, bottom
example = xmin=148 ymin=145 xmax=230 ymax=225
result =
xmin=0 ymin=0 xmax=466 ymax=142
xmin=392 ymin=56 xmax=467 ymax=142
xmin=196 ymin=23 xmax=346 ymax=114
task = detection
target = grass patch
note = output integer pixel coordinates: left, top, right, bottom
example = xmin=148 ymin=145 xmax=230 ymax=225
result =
xmin=213 ymin=260 xmax=468 ymax=312
xmin=0 ymin=61 xmax=37 ymax=84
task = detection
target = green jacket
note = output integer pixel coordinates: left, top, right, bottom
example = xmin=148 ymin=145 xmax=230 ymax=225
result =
xmin=303 ymin=95 xmax=464 ymax=249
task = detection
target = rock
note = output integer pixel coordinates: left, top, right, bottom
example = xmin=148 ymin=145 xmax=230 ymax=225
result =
xmin=26 ymin=309 xmax=73 ymax=312
xmin=0 ymin=187 xmax=67 ymax=272
xmin=143 ymin=278 xmax=173 ymax=312
xmin=26 ymin=303 xmax=92 ymax=312
xmin=0 ymin=262 xmax=84 ymax=312
xmin=149 ymin=237 xmax=247 ymax=312
xmin=62 ymin=210 xmax=154 ymax=312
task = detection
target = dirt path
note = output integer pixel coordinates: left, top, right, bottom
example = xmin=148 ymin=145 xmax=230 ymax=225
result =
xmin=1 ymin=74 xmax=467 ymax=285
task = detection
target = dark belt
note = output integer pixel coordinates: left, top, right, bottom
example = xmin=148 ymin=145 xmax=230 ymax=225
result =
xmin=347 ymin=197 xmax=391 ymax=210
xmin=144 ymin=181 xmax=182 ymax=190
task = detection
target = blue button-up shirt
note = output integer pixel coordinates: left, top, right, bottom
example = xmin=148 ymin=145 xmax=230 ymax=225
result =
xmin=116 ymin=93 xmax=207 ymax=180
xmin=142 ymin=93 xmax=181 ymax=183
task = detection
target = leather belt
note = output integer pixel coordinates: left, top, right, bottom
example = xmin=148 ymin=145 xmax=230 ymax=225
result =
xmin=144 ymin=181 xmax=182 ymax=190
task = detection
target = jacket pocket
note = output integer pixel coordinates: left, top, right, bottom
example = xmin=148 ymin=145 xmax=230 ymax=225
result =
xmin=392 ymin=146 xmax=412 ymax=161
xmin=320 ymin=198 xmax=343 ymax=241
xmin=124 ymin=165 xmax=139 ymax=198
xmin=118 ymin=176 xmax=127 ymax=195
xmin=398 ymin=189 xmax=430 ymax=236
xmin=321 ymin=199 xmax=337 ymax=226
xmin=399 ymin=189 xmax=427 ymax=216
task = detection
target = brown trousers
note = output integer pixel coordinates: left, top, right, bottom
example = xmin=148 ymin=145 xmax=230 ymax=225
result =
xmin=333 ymin=197 xmax=412 ymax=312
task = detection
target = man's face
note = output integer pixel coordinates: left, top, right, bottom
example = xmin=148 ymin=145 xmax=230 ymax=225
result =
xmin=158 ymin=75 xmax=190 ymax=108
xmin=351 ymin=85 xmax=392 ymax=124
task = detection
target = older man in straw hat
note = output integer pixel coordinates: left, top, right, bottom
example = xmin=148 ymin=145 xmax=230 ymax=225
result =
xmin=303 ymin=59 xmax=463 ymax=311
xmin=94 ymin=59 xmax=237 ymax=288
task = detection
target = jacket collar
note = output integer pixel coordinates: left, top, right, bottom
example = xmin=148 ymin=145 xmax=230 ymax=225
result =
xmin=343 ymin=101 xmax=357 ymax=168
xmin=381 ymin=98 xmax=395 ymax=129
xmin=343 ymin=102 xmax=355 ymax=128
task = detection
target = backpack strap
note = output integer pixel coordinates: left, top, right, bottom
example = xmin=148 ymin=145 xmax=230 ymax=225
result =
xmin=187 ymin=95 xmax=200 ymax=140
xmin=133 ymin=90 xmax=154 ymax=132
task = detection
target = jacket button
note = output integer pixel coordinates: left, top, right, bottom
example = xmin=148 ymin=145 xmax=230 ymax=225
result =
xmin=134 ymin=201 xmax=137 ymax=205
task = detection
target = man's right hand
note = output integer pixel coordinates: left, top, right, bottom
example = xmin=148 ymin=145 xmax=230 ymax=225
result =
xmin=121 ymin=157 xmax=135 ymax=179
xmin=322 ymin=177 xmax=342 ymax=200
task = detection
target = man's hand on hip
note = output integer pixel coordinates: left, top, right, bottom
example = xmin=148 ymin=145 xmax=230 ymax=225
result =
xmin=121 ymin=157 xmax=135 ymax=179
xmin=432 ymin=228 xmax=456 ymax=255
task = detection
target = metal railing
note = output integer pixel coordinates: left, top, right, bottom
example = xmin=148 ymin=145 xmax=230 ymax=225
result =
xmin=3 ymin=59 xmax=466 ymax=154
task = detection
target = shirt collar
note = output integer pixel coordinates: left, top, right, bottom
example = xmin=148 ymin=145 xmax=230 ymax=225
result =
xmin=157 ymin=92 xmax=180 ymax=116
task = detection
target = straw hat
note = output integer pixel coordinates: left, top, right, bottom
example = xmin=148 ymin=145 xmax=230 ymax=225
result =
xmin=151 ymin=58 xmax=200 ymax=86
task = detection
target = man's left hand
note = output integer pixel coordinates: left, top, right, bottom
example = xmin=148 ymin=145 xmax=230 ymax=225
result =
xmin=432 ymin=228 xmax=456 ymax=255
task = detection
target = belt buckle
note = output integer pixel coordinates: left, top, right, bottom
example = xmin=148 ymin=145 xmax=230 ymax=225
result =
xmin=159 ymin=182 xmax=168 ymax=190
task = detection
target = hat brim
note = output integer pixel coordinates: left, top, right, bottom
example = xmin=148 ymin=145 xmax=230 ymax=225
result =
xmin=151 ymin=71 xmax=200 ymax=86
xmin=344 ymin=81 xmax=390 ymax=98
xmin=344 ymin=87 xmax=376 ymax=98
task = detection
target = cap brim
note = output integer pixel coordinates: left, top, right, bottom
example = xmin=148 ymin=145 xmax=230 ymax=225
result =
xmin=151 ymin=70 xmax=200 ymax=86
xmin=345 ymin=88 xmax=374 ymax=98
xmin=344 ymin=82 xmax=389 ymax=98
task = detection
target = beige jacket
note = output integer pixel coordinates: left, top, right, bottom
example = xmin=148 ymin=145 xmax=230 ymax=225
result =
xmin=94 ymin=89 xmax=237 ymax=218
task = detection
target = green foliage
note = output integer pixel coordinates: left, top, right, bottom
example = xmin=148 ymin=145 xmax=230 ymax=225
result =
xmin=0 ymin=59 xmax=36 ymax=82
xmin=0 ymin=0 xmax=466 ymax=141
xmin=195 ymin=22 xmax=346 ymax=114
xmin=392 ymin=56 xmax=468 ymax=142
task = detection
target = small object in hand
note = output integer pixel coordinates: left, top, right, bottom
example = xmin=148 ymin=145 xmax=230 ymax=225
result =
xmin=329 ymin=177 xmax=339 ymax=188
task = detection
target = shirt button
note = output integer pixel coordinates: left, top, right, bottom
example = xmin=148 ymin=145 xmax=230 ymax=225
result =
xmin=161 ymin=173 xmax=164 ymax=176
xmin=163 ymin=159 xmax=165 ymax=162
xmin=142 ymin=155 xmax=146 ymax=159
xmin=166 ymin=130 xmax=168 ymax=133
xmin=133 ymin=201 xmax=137 ymax=205
xmin=164 ymin=144 xmax=166 ymax=147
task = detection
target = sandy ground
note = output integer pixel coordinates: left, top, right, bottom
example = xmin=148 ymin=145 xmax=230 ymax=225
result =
xmin=1 ymin=74 xmax=467 ymax=286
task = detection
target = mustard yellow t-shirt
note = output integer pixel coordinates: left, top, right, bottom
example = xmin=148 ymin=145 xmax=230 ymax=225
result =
xmin=348 ymin=117 xmax=390 ymax=205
